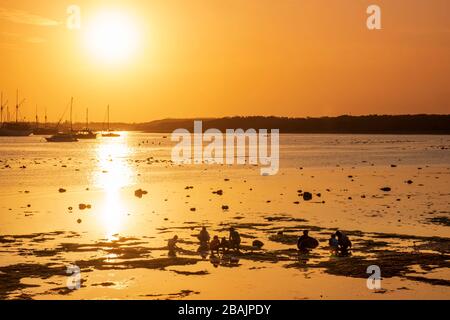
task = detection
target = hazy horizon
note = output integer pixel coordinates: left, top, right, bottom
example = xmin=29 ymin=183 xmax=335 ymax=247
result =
xmin=2 ymin=113 xmax=448 ymax=128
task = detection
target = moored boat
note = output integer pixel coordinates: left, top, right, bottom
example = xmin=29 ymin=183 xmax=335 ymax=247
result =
xmin=0 ymin=122 xmax=33 ymax=136
xmin=102 ymin=131 xmax=120 ymax=137
xmin=75 ymin=108 xmax=97 ymax=139
xmin=33 ymin=107 xmax=58 ymax=135
xmin=76 ymin=129 xmax=97 ymax=139
xmin=46 ymin=97 xmax=78 ymax=143
xmin=0 ymin=90 xmax=33 ymax=136
xmin=45 ymin=132 xmax=78 ymax=142
xmin=102 ymin=104 xmax=120 ymax=137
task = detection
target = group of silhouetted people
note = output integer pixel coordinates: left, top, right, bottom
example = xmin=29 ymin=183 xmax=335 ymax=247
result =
xmin=297 ymin=230 xmax=352 ymax=256
xmin=328 ymin=231 xmax=352 ymax=255
xmin=169 ymin=227 xmax=352 ymax=258
xmin=168 ymin=226 xmax=242 ymax=257
xmin=198 ymin=226 xmax=241 ymax=255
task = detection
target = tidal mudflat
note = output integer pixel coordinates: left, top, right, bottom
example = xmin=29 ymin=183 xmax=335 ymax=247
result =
xmin=0 ymin=133 xmax=449 ymax=299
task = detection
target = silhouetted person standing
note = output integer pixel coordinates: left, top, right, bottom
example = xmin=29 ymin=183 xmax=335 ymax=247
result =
xmin=229 ymin=227 xmax=241 ymax=251
xmin=168 ymin=235 xmax=179 ymax=257
xmin=197 ymin=226 xmax=210 ymax=249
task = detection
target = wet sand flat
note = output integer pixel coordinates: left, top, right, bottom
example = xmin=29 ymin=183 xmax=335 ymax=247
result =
xmin=0 ymin=133 xmax=449 ymax=299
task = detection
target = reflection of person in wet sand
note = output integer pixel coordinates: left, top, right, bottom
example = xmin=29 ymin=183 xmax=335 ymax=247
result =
xmin=210 ymin=254 xmax=220 ymax=267
xmin=168 ymin=235 xmax=178 ymax=257
xmin=229 ymin=227 xmax=241 ymax=251
xmin=221 ymin=255 xmax=240 ymax=267
xmin=335 ymin=231 xmax=352 ymax=255
xmin=297 ymin=230 xmax=319 ymax=254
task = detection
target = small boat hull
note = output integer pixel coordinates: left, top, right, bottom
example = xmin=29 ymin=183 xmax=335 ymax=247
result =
xmin=75 ymin=130 xmax=97 ymax=139
xmin=102 ymin=132 xmax=120 ymax=137
xmin=45 ymin=133 xmax=78 ymax=142
xmin=0 ymin=128 xmax=33 ymax=136
xmin=76 ymin=134 xmax=97 ymax=139
xmin=0 ymin=123 xmax=33 ymax=136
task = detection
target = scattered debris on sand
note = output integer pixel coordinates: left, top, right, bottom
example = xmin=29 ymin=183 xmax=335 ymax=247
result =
xmin=78 ymin=204 xmax=91 ymax=210
xmin=134 ymin=189 xmax=148 ymax=198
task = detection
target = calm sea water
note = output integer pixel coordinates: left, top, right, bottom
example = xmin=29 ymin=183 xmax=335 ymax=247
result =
xmin=0 ymin=133 xmax=449 ymax=191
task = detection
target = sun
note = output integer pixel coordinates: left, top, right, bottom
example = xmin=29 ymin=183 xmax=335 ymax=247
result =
xmin=84 ymin=10 xmax=140 ymax=64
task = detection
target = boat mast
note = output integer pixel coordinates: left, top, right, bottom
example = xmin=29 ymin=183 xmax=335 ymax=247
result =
xmin=86 ymin=108 xmax=89 ymax=130
xmin=35 ymin=105 xmax=38 ymax=128
xmin=15 ymin=89 xmax=18 ymax=123
xmin=107 ymin=104 xmax=110 ymax=132
xmin=70 ymin=97 xmax=73 ymax=132
xmin=0 ymin=92 xmax=3 ymax=124
xmin=0 ymin=93 xmax=8 ymax=124
xmin=44 ymin=108 xmax=47 ymax=128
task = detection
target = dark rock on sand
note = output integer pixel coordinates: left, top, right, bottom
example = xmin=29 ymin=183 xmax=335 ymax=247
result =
xmin=303 ymin=192 xmax=313 ymax=201
xmin=134 ymin=189 xmax=148 ymax=198
xmin=380 ymin=187 xmax=391 ymax=192
xmin=252 ymin=240 xmax=264 ymax=249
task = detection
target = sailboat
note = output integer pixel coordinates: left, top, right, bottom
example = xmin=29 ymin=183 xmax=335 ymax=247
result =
xmin=0 ymin=90 xmax=33 ymax=137
xmin=102 ymin=105 xmax=120 ymax=137
xmin=33 ymin=107 xmax=58 ymax=135
xmin=75 ymin=108 xmax=97 ymax=139
xmin=46 ymin=97 xmax=78 ymax=142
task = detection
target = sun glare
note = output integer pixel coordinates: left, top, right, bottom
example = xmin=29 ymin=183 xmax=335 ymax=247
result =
xmin=94 ymin=136 xmax=133 ymax=239
xmin=84 ymin=10 xmax=140 ymax=63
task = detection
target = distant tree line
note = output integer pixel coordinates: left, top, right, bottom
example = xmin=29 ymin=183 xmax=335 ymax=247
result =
xmin=135 ymin=115 xmax=450 ymax=134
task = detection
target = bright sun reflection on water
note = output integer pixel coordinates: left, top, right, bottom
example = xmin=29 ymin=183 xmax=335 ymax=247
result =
xmin=94 ymin=134 xmax=134 ymax=240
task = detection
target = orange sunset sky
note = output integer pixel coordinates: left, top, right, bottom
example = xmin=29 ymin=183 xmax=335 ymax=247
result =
xmin=0 ymin=0 xmax=449 ymax=122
